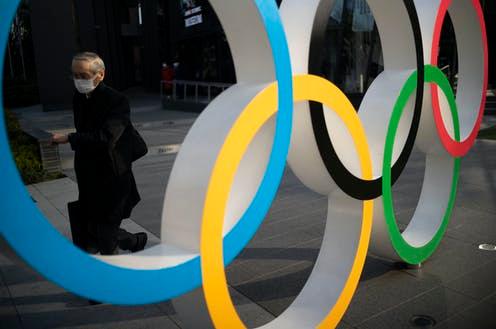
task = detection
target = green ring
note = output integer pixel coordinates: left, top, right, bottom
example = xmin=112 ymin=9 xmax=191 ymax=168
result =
xmin=382 ymin=65 xmax=461 ymax=265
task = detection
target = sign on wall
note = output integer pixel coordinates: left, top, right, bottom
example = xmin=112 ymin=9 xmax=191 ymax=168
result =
xmin=181 ymin=0 xmax=203 ymax=27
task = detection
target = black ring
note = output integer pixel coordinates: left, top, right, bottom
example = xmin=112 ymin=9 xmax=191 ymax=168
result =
xmin=308 ymin=0 xmax=424 ymax=200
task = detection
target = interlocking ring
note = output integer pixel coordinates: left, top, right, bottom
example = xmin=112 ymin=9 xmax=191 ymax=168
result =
xmin=283 ymin=0 xmax=485 ymax=265
xmin=429 ymin=0 xmax=488 ymax=157
xmin=295 ymin=0 xmax=425 ymax=200
xmin=0 ymin=0 xmax=487 ymax=328
xmin=0 ymin=0 xmax=293 ymax=305
xmin=200 ymin=74 xmax=373 ymax=329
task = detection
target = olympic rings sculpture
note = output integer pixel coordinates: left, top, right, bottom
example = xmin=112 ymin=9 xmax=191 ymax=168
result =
xmin=0 ymin=0 xmax=487 ymax=328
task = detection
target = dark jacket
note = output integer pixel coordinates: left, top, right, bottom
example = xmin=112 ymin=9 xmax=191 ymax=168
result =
xmin=68 ymin=82 xmax=140 ymax=221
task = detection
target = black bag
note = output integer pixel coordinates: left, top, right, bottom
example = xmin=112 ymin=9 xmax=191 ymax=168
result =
xmin=110 ymin=124 xmax=148 ymax=176
xmin=130 ymin=126 xmax=148 ymax=162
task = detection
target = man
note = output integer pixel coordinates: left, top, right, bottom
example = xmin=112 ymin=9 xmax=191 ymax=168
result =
xmin=161 ymin=62 xmax=174 ymax=100
xmin=52 ymin=52 xmax=147 ymax=255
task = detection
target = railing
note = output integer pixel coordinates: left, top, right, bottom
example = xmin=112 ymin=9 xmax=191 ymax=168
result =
xmin=160 ymin=80 xmax=233 ymax=104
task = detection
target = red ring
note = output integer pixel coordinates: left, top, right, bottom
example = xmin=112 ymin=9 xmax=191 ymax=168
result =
xmin=431 ymin=0 xmax=488 ymax=157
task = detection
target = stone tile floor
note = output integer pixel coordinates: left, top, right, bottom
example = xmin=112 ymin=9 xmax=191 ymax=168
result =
xmin=2 ymin=104 xmax=495 ymax=328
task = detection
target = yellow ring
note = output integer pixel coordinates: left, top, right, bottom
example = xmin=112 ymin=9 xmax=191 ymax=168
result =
xmin=200 ymin=74 xmax=374 ymax=328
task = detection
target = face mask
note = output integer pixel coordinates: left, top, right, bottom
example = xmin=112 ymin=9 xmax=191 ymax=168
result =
xmin=74 ymin=76 xmax=97 ymax=94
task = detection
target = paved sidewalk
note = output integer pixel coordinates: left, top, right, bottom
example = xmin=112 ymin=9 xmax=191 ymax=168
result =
xmin=10 ymin=95 xmax=200 ymax=174
xmin=2 ymin=96 xmax=496 ymax=328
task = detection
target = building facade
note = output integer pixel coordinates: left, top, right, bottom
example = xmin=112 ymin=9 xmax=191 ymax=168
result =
xmin=3 ymin=0 xmax=495 ymax=111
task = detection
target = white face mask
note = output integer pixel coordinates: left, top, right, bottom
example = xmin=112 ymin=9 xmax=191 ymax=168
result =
xmin=74 ymin=76 xmax=97 ymax=94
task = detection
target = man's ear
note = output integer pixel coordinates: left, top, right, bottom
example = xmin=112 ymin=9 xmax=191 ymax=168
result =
xmin=96 ymin=70 xmax=105 ymax=84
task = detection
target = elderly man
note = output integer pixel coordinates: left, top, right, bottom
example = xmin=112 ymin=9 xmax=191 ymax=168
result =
xmin=52 ymin=52 xmax=147 ymax=255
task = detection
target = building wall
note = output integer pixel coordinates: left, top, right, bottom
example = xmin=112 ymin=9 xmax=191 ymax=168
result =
xmin=482 ymin=0 xmax=495 ymax=89
xmin=165 ymin=0 xmax=235 ymax=83
xmin=142 ymin=0 xmax=161 ymax=90
xmin=23 ymin=0 xmax=496 ymax=111
xmin=30 ymin=0 xmax=77 ymax=111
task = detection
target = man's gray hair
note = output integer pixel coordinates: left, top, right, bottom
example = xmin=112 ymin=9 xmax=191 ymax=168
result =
xmin=72 ymin=52 xmax=105 ymax=73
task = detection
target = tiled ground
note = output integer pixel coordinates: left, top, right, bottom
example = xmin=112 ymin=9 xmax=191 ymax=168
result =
xmin=1 ymin=103 xmax=495 ymax=328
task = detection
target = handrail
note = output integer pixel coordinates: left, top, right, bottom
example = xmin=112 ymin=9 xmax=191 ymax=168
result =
xmin=160 ymin=80 xmax=234 ymax=104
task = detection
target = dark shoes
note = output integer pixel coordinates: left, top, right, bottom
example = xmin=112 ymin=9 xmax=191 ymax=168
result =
xmin=130 ymin=232 xmax=148 ymax=252
xmin=80 ymin=229 xmax=147 ymax=254
xmin=117 ymin=229 xmax=148 ymax=252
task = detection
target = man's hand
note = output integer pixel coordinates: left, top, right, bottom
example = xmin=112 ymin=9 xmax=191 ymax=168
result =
xmin=51 ymin=133 xmax=69 ymax=144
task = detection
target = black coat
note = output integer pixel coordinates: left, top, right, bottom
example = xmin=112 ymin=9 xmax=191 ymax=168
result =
xmin=68 ymin=82 xmax=140 ymax=222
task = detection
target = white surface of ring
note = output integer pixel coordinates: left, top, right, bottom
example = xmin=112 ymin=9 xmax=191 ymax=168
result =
xmin=414 ymin=0 xmax=485 ymax=153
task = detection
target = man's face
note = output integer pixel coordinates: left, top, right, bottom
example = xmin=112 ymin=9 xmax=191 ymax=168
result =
xmin=72 ymin=60 xmax=104 ymax=85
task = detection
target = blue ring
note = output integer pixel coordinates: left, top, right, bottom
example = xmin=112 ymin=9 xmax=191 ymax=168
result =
xmin=0 ymin=0 xmax=293 ymax=305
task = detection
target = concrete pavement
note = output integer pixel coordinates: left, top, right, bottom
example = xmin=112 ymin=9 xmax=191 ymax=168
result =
xmin=2 ymin=97 xmax=496 ymax=328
